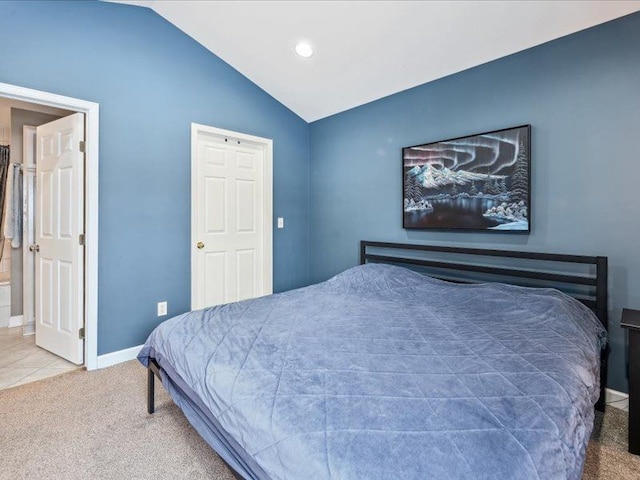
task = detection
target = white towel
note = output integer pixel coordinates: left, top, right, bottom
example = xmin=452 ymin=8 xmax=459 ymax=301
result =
xmin=3 ymin=164 xmax=22 ymax=248
xmin=3 ymin=162 xmax=14 ymax=241
xmin=10 ymin=164 xmax=22 ymax=248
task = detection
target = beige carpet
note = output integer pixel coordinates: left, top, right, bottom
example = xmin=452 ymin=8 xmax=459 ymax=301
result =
xmin=0 ymin=361 xmax=235 ymax=480
xmin=0 ymin=361 xmax=638 ymax=480
xmin=583 ymin=406 xmax=640 ymax=479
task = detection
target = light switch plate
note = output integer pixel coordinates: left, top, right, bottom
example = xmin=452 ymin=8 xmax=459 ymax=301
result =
xmin=157 ymin=301 xmax=167 ymax=316
xmin=277 ymin=217 xmax=284 ymax=229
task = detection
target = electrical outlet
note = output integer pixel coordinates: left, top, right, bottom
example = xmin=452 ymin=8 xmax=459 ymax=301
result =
xmin=157 ymin=301 xmax=167 ymax=316
xmin=277 ymin=217 xmax=284 ymax=229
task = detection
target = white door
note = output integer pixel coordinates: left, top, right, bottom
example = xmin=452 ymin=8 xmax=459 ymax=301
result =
xmin=34 ymin=113 xmax=85 ymax=364
xmin=191 ymin=125 xmax=273 ymax=310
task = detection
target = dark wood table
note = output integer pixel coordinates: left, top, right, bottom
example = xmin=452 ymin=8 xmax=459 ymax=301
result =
xmin=621 ymin=308 xmax=640 ymax=455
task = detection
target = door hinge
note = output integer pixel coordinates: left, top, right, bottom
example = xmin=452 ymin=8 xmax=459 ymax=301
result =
xmin=79 ymin=234 xmax=85 ymax=245
xmin=79 ymin=141 xmax=86 ymax=153
xmin=79 ymin=327 xmax=85 ymax=339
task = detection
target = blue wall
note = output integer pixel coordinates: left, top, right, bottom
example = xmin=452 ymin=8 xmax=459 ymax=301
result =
xmin=2 ymin=1 xmax=637 ymax=392
xmin=0 ymin=1 xmax=310 ymax=355
xmin=309 ymin=12 xmax=640 ymax=393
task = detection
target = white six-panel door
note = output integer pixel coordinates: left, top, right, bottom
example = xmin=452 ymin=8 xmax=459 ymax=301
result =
xmin=192 ymin=125 xmax=272 ymax=310
xmin=35 ymin=113 xmax=85 ymax=364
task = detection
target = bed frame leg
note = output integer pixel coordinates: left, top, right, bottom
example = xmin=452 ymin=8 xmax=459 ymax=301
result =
xmin=595 ymin=344 xmax=609 ymax=412
xmin=147 ymin=365 xmax=155 ymax=414
xmin=147 ymin=358 xmax=162 ymax=414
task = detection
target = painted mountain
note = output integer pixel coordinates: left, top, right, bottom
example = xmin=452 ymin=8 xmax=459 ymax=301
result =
xmin=407 ymin=164 xmax=498 ymax=189
xmin=403 ymin=125 xmax=530 ymax=232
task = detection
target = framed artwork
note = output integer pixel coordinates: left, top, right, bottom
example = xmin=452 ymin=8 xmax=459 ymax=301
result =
xmin=403 ymin=125 xmax=531 ymax=232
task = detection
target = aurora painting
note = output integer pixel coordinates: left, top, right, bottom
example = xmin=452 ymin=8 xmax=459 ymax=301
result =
xmin=403 ymin=125 xmax=531 ymax=232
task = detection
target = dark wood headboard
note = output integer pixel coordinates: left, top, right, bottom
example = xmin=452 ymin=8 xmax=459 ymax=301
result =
xmin=360 ymin=240 xmax=609 ymax=410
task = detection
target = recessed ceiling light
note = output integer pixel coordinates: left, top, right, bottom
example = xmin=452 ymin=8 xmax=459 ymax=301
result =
xmin=295 ymin=42 xmax=313 ymax=58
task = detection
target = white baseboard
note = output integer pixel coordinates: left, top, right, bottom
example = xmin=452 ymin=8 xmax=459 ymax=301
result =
xmin=605 ymin=388 xmax=629 ymax=412
xmin=96 ymin=344 xmax=143 ymax=369
xmin=8 ymin=315 xmax=23 ymax=328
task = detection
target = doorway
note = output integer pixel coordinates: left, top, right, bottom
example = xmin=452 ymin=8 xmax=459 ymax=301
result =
xmin=0 ymin=102 xmax=82 ymax=386
xmin=0 ymin=82 xmax=99 ymax=381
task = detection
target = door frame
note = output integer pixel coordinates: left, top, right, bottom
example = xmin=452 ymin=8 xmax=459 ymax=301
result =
xmin=0 ymin=82 xmax=99 ymax=370
xmin=22 ymin=126 xmax=36 ymax=334
xmin=190 ymin=123 xmax=273 ymax=309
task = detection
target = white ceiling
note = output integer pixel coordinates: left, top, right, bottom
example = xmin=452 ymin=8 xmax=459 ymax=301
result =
xmin=111 ymin=1 xmax=640 ymax=122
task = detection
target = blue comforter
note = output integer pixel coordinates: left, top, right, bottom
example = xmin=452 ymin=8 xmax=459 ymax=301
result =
xmin=138 ymin=264 xmax=606 ymax=480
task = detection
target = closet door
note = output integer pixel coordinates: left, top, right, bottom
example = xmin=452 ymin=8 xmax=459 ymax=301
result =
xmin=191 ymin=124 xmax=273 ymax=310
xmin=34 ymin=113 xmax=85 ymax=364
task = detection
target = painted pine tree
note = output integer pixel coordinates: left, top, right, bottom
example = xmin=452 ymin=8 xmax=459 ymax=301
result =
xmin=499 ymin=177 xmax=507 ymax=193
xmin=510 ymin=137 xmax=529 ymax=202
xmin=483 ymin=169 xmax=493 ymax=195
xmin=404 ymin=171 xmax=424 ymax=203
xmin=492 ymin=179 xmax=501 ymax=195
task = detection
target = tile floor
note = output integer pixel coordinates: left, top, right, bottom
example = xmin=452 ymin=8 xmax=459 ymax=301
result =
xmin=0 ymin=326 xmax=81 ymax=390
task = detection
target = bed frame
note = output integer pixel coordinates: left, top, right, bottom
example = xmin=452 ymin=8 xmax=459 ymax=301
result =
xmin=146 ymin=241 xmax=609 ymax=416
xmin=359 ymin=240 xmax=609 ymax=411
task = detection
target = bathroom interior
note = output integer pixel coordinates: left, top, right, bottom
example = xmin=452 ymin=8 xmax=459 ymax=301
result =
xmin=0 ymin=97 xmax=80 ymax=390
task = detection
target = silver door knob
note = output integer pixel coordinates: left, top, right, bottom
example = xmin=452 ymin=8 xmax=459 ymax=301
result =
xmin=29 ymin=244 xmax=40 ymax=252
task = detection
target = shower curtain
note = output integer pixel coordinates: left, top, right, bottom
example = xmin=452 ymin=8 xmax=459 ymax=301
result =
xmin=0 ymin=145 xmax=10 ymax=263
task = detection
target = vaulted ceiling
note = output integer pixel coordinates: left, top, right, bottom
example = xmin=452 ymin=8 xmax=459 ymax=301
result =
xmin=110 ymin=1 xmax=640 ymax=122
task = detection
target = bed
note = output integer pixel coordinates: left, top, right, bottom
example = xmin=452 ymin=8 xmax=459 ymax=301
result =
xmin=139 ymin=241 xmax=608 ymax=480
